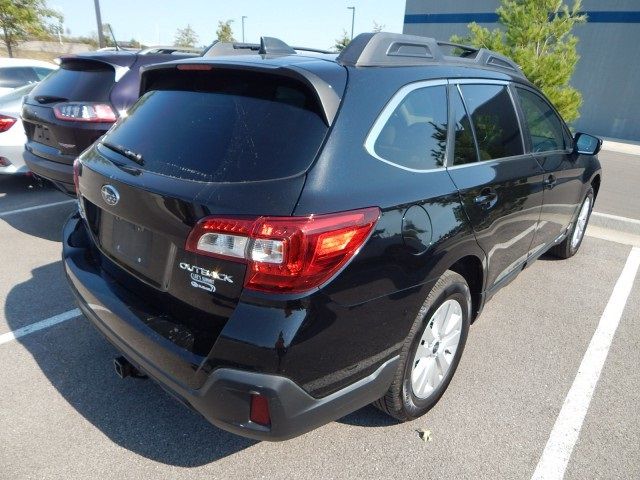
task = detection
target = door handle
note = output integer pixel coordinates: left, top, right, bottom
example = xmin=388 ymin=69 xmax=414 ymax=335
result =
xmin=544 ymin=174 xmax=557 ymax=188
xmin=473 ymin=188 xmax=498 ymax=207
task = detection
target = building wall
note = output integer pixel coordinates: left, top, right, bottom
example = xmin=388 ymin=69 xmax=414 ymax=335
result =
xmin=403 ymin=0 xmax=640 ymax=141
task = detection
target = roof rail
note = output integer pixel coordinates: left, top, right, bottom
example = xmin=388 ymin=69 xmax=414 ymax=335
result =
xmin=203 ymin=37 xmax=333 ymax=58
xmin=336 ymin=32 xmax=525 ymax=78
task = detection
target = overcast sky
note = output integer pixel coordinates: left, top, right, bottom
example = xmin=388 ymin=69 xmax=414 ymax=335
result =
xmin=50 ymin=0 xmax=406 ymax=49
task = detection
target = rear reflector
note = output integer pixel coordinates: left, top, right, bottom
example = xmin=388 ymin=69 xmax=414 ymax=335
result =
xmin=0 ymin=156 xmax=11 ymax=167
xmin=249 ymin=394 xmax=271 ymax=426
xmin=186 ymin=207 xmax=380 ymax=293
xmin=72 ymin=159 xmax=81 ymax=194
xmin=54 ymin=102 xmax=117 ymax=122
xmin=0 ymin=114 xmax=17 ymax=132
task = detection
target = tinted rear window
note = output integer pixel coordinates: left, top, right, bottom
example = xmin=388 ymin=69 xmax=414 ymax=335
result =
xmin=102 ymin=71 xmax=328 ymax=182
xmin=29 ymin=60 xmax=114 ymax=102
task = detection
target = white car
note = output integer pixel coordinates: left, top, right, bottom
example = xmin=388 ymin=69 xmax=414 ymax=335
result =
xmin=0 ymin=84 xmax=36 ymax=174
xmin=0 ymin=58 xmax=57 ymax=96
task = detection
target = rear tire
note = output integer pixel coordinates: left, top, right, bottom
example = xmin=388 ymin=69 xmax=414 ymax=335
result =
xmin=374 ymin=270 xmax=471 ymax=421
xmin=549 ymin=187 xmax=594 ymax=259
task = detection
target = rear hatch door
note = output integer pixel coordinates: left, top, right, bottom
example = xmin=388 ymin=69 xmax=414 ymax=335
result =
xmin=77 ymin=63 xmax=345 ymax=385
xmin=22 ymin=56 xmax=130 ymax=164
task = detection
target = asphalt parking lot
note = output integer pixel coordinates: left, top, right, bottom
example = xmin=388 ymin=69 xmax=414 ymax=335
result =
xmin=1 ymin=151 xmax=639 ymax=480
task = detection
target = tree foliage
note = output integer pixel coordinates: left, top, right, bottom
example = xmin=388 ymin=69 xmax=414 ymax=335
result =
xmin=216 ymin=20 xmax=235 ymax=42
xmin=174 ymin=24 xmax=198 ymax=48
xmin=452 ymin=0 xmax=586 ymax=122
xmin=373 ymin=21 xmax=385 ymax=33
xmin=333 ymin=30 xmax=350 ymax=52
xmin=0 ymin=0 xmax=62 ymax=57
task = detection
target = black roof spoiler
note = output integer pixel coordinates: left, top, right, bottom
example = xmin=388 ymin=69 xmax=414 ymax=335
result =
xmin=337 ymin=32 xmax=525 ymax=79
xmin=139 ymin=60 xmax=343 ymax=125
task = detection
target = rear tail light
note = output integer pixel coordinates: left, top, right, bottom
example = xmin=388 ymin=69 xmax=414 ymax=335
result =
xmin=0 ymin=156 xmax=11 ymax=167
xmin=0 ymin=114 xmax=17 ymax=132
xmin=53 ymin=102 xmax=117 ymax=122
xmin=249 ymin=394 xmax=271 ymax=426
xmin=186 ymin=207 xmax=380 ymax=293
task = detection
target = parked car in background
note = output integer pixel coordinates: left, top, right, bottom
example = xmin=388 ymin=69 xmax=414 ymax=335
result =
xmin=0 ymin=58 xmax=56 ymax=95
xmin=21 ymin=49 xmax=197 ymax=194
xmin=0 ymin=84 xmax=37 ymax=175
xmin=63 ymin=34 xmax=602 ymax=441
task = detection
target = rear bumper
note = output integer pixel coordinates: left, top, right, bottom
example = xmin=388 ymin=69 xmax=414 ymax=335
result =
xmin=23 ymin=148 xmax=75 ymax=194
xmin=0 ymin=145 xmax=27 ymax=174
xmin=62 ymin=213 xmax=398 ymax=441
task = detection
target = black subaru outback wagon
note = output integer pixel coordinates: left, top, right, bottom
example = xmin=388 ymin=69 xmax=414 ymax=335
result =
xmin=63 ymin=33 xmax=602 ymax=440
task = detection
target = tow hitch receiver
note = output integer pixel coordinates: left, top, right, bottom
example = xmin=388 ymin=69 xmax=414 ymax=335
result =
xmin=113 ymin=356 xmax=147 ymax=379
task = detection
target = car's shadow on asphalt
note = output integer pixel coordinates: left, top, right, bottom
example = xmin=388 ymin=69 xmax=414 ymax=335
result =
xmin=6 ymin=261 xmax=256 ymax=467
xmin=0 ymin=175 xmax=73 ymax=242
xmin=338 ymin=404 xmax=399 ymax=428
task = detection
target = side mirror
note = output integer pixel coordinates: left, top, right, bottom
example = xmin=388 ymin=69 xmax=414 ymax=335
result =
xmin=573 ymin=132 xmax=602 ymax=156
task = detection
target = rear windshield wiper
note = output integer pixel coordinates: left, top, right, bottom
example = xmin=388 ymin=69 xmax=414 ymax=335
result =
xmin=100 ymin=141 xmax=144 ymax=166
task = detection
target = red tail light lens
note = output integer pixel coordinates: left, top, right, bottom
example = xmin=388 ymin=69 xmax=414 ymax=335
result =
xmin=185 ymin=207 xmax=380 ymax=293
xmin=249 ymin=394 xmax=271 ymax=426
xmin=53 ymin=102 xmax=117 ymax=122
xmin=0 ymin=114 xmax=17 ymax=132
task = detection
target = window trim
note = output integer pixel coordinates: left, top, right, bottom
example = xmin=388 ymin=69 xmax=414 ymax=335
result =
xmin=512 ymin=84 xmax=574 ymax=155
xmin=363 ymin=79 xmax=449 ymax=173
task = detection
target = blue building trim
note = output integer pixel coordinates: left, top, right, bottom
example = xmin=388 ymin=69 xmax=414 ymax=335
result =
xmin=405 ymin=11 xmax=640 ymax=24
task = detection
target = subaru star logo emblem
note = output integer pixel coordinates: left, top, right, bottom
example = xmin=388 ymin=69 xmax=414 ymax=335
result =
xmin=101 ymin=185 xmax=120 ymax=206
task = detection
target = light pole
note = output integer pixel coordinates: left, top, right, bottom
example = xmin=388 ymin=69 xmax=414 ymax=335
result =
xmin=242 ymin=16 xmax=247 ymax=42
xmin=93 ymin=0 xmax=105 ymax=48
xmin=347 ymin=6 xmax=355 ymax=40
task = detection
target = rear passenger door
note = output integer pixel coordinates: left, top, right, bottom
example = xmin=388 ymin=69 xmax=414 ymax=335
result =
xmin=514 ymin=86 xmax=583 ymax=256
xmin=446 ymin=81 xmax=546 ymax=289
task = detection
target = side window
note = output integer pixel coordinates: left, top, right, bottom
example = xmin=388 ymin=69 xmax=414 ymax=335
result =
xmin=0 ymin=67 xmax=35 ymax=88
xmin=516 ymin=87 xmax=566 ymax=153
xmin=33 ymin=67 xmax=54 ymax=81
xmin=459 ymin=84 xmax=523 ymax=160
xmin=372 ymin=85 xmax=448 ymax=170
xmin=451 ymin=87 xmax=478 ymax=166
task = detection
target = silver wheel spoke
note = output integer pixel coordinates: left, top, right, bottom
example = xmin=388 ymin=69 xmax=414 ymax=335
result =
xmin=441 ymin=329 xmax=461 ymax=350
xmin=422 ymin=325 xmax=436 ymax=345
xmin=413 ymin=359 xmax=434 ymax=397
xmin=428 ymin=358 xmax=440 ymax=386
xmin=436 ymin=351 xmax=450 ymax=375
xmin=436 ymin=302 xmax=452 ymax=337
xmin=415 ymin=343 xmax=430 ymax=360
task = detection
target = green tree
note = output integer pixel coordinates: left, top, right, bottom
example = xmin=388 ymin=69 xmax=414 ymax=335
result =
xmin=333 ymin=29 xmax=350 ymax=52
xmin=0 ymin=0 xmax=62 ymax=57
xmin=174 ymin=24 xmax=198 ymax=48
xmin=216 ymin=20 xmax=235 ymax=42
xmin=452 ymin=0 xmax=586 ymax=122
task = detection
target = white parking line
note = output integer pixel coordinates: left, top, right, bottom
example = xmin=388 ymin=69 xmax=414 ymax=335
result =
xmin=532 ymin=246 xmax=640 ymax=480
xmin=0 ymin=309 xmax=81 ymax=346
xmin=0 ymin=199 xmax=76 ymax=218
xmin=592 ymin=211 xmax=640 ymax=226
